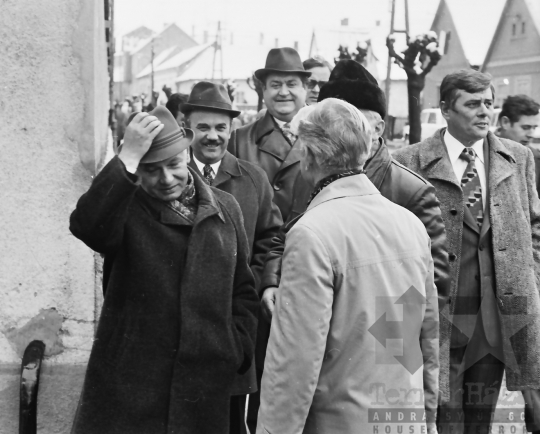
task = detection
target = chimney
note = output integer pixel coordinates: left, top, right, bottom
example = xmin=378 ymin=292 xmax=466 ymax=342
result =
xmin=260 ymin=33 xmax=264 ymax=45
xmin=294 ymin=41 xmax=299 ymax=51
xmin=275 ymin=38 xmax=279 ymax=48
xmin=341 ymin=18 xmax=349 ymax=26
xmin=204 ymin=30 xmax=208 ymax=44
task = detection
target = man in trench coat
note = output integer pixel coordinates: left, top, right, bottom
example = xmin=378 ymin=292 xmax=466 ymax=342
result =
xmin=70 ymin=106 xmax=258 ymax=434
xmin=393 ymin=69 xmax=540 ymax=434
xmin=180 ymin=81 xmax=283 ymax=434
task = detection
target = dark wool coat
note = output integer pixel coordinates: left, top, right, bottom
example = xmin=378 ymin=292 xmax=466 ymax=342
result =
xmin=69 ymin=157 xmax=258 ymax=434
xmin=189 ymin=151 xmax=282 ymax=395
xmin=393 ymin=129 xmax=540 ymax=400
xmin=228 ymin=110 xmax=303 ymax=222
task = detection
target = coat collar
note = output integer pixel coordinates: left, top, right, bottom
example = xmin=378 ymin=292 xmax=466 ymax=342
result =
xmin=307 ymin=174 xmax=379 ymax=211
xmin=418 ymin=128 xmax=461 ymax=188
xmin=254 ymin=111 xmax=295 ymax=165
xmin=419 ymin=129 xmax=516 ymax=189
xmin=190 ymin=166 xmax=226 ymax=224
xmin=137 ymin=167 xmax=225 ymax=226
xmin=487 ymin=131 xmax=516 ymax=187
xmin=364 ymin=138 xmax=392 ymax=190
xmin=188 ymin=150 xmax=242 ymax=188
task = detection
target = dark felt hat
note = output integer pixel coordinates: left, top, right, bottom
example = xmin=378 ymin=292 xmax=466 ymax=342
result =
xmin=179 ymin=81 xmax=240 ymax=117
xmin=125 ymin=106 xmax=194 ymax=164
xmin=318 ymin=59 xmax=387 ymax=119
xmin=255 ymin=47 xmax=312 ymax=81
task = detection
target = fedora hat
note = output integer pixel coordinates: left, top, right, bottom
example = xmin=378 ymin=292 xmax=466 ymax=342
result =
xmin=124 ymin=106 xmax=194 ymax=164
xmin=179 ymin=81 xmax=240 ymax=117
xmin=254 ymin=47 xmax=311 ymax=81
xmin=318 ymin=59 xmax=386 ymax=119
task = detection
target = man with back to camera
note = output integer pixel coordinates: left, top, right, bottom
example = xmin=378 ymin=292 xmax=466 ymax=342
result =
xmin=393 ymin=69 xmax=540 ymax=433
xmin=178 ymin=81 xmax=283 ymax=434
xmin=227 ymin=46 xmax=310 ymax=431
xmin=69 ymin=106 xmax=258 ymax=434
xmin=261 ymin=59 xmax=449 ymax=325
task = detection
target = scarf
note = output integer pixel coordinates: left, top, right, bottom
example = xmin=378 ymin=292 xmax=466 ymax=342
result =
xmin=307 ymin=168 xmax=365 ymax=206
xmin=168 ymin=171 xmax=198 ymax=223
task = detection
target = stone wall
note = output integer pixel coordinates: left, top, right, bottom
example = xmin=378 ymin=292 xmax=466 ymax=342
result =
xmin=0 ymin=0 xmax=108 ymax=431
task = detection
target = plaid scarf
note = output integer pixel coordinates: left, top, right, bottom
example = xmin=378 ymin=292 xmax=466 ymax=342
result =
xmin=168 ymin=171 xmax=198 ymax=223
xmin=307 ymin=169 xmax=365 ymax=206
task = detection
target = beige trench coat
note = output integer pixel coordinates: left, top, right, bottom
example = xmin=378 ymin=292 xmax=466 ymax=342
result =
xmin=257 ymin=175 xmax=439 ymax=434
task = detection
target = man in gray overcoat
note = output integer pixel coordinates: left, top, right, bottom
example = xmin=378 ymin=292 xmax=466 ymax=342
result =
xmin=394 ymin=69 xmax=540 ymax=434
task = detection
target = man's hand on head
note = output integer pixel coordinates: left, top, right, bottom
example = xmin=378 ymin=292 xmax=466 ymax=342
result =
xmin=261 ymin=286 xmax=278 ymax=322
xmin=119 ymin=112 xmax=164 ymax=172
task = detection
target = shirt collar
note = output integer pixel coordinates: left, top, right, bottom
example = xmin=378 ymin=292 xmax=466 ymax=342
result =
xmin=192 ymin=154 xmax=222 ymax=176
xmin=272 ymin=116 xmax=287 ymax=128
xmin=444 ymin=129 xmax=484 ymax=164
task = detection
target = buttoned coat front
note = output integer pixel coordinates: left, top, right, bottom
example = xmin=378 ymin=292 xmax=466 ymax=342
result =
xmin=393 ymin=130 xmax=540 ymax=401
xmin=257 ymin=175 xmax=439 ymax=434
xmin=69 ymin=157 xmax=258 ymax=434
xmin=189 ymin=151 xmax=283 ymax=395
xmin=228 ymin=110 xmax=302 ymax=222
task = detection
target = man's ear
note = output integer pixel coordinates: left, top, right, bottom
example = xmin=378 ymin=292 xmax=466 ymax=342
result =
xmin=500 ymin=115 xmax=512 ymax=130
xmin=375 ymin=119 xmax=385 ymax=139
xmin=440 ymin=102 xmax=451 ymax=121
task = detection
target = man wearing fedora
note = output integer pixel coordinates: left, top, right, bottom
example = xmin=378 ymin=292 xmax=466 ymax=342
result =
xmin=226 ymin=47 xmax=310 ymax=431
xmin=179 ymin=81 xmax=283 ymax=434
xmin=69 ymin=106 xmax=258 ymax=434
xmin=228 ymin=47 xmax=310 ymax=223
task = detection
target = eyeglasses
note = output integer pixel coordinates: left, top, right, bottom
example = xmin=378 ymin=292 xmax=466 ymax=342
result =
xmin=307 ymin=79 xmax=328 ymax=90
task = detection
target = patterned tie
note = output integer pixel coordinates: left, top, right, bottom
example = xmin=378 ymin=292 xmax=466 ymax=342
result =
xmin=282 ymin=122 xmax=297 ymax=145
xmin=460 ymin=147 xmax=483 ymax=228
xmin=203 ymin=164 xmax=214 ymax=186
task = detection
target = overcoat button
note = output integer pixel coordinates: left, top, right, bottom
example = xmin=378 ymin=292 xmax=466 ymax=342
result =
xmin=449 ymin=253 xmax=457 ymax=261
xmin=273 ymin=183 xmax=282 ymax=191
xmin=450 ymin=209 xmax=457 ymax=215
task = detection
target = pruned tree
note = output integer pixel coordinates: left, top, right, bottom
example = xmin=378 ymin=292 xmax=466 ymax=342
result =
xmin=247 ymin=74 xmax=264 ymax=112
xmin=387 ymin=31 xmax=442 ymax=144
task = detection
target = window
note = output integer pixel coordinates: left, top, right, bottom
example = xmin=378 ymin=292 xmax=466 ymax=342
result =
xmin=522 ymin=21 xmax=526 ymax=34
xmin=512 ymin=23 xmax=516 ymax=36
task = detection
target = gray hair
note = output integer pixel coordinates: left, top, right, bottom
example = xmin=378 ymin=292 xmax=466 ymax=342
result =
xmin=298 ymin=98 xmax=372 ymax=173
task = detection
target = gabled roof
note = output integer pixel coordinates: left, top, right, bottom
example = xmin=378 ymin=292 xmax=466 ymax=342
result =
xmin=175 ymin=41 xmax=278 ymax=83
xmin=136 ymin=43 xmax=214 ymax=79
xmin=481 ymin=0 xmax=540 ymax=71
xmin=524 ymin=0 xmax=540 ymax=36
xmin=438 ymin=0 xmax=506 ymax=67
xmin=129 ymin=23 xmax=196 ymax=55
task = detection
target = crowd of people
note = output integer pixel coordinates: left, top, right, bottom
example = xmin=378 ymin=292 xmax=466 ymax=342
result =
xmin=69 ymin=45 xmax=540 ymax=434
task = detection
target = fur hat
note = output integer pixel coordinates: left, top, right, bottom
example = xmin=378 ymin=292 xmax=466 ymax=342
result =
xmin=318 ymin=59 xmax=386 ymax=119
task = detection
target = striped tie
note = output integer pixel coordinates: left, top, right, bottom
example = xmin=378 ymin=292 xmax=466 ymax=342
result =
xmin=460 ymin=147 xmax=483 ymax=228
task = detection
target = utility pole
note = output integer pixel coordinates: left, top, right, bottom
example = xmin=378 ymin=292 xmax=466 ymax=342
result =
xmin=150 ymin=36 xmax=155 ymax=95
xmin=384 ymin=0 xmax=410 ymax=139
xmin=212 ymin=21 xmax=223 ymax=81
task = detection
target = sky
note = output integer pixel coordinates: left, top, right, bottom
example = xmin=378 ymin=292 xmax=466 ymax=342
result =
xmin=114 ymin=0 xmax=442 ymax=53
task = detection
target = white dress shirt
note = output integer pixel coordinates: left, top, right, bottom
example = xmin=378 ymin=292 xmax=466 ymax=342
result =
xmin=444 ymin=130 xmax=486 ymax=209
xmin=192 ymin=154 xmax=221 ymax=179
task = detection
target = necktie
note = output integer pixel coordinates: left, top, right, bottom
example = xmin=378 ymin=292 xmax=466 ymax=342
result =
xmin=460 ymin=147 xmax=483 ymax=228
xmin=282 ymin=122 xmax=296 ymax=145
xmin=203 ymin=164 xmax=214 ymax=186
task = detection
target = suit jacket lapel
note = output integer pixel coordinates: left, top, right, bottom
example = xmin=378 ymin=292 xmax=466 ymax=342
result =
xmin=479 ymin=138 xmax=491 ymax=240
xmin=256 ymin=112 xmax=291 ymax=162
xmin=212 ymin=151 xmax=241 ymax=187
xmin=419 ymin=129 xmax=461 ymax=189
